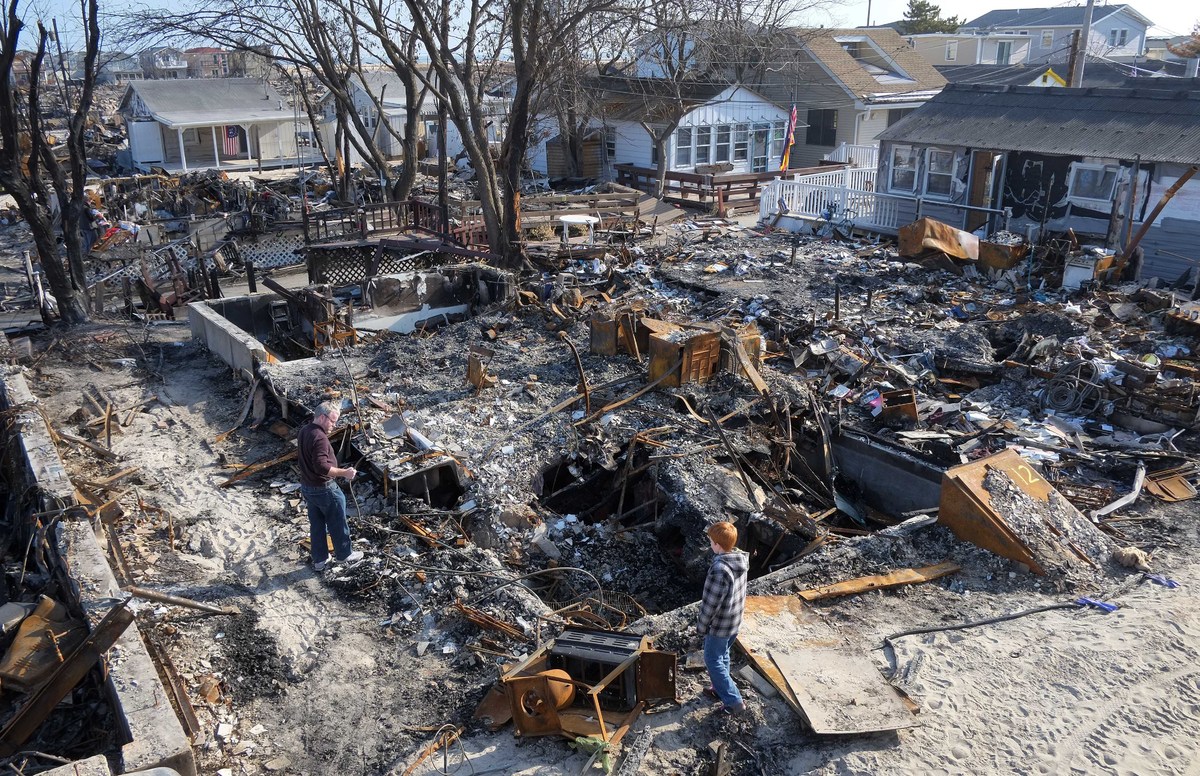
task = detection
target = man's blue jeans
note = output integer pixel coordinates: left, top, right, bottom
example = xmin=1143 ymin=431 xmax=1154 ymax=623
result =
xmin=704 ymin=633 xmax=743 ymax=708
xmin=302 ymin=482 xmax=351 ymax=563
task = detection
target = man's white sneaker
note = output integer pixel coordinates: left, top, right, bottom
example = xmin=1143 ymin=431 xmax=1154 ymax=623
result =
xmin=339 ymin=550 xmax=364 ymax=563
xmin=313 ymin=558 xmax=329 ymax=572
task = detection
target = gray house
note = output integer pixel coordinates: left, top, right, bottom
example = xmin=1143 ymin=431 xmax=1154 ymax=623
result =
xmin=873 ymin=82 xmax=1200 ymax=280
xmin=959 ymin=4 xmax=1154 ymax=64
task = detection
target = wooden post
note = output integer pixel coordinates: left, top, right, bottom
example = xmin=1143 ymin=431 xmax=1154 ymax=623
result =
xmin=246 ymin=260 xmax=257 ymax=293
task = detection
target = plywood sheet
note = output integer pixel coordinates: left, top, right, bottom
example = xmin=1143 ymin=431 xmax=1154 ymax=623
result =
xmin=770 ymin=647 xmax=920 ymax=735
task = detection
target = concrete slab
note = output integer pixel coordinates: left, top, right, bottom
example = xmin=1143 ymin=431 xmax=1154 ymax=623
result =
xmin=60 ymin=522 xmax=198 ymax=776
xmin=39 ymin=754 xmax=111 ymax=776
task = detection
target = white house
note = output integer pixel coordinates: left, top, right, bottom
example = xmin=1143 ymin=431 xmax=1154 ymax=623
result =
xmin=317 ymin=69 xmax=512 ymax=166
xmin=120 ymin=79 xmax=315 ymax=173
xmin=528 ymin=81 xmax=792 ymax=180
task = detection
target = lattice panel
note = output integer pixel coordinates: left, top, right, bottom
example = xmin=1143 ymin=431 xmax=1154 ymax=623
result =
xmin=239 ymin=234 xmax=306 ymax=270
xmin=308 ymin=246 xmax=374 ymax=286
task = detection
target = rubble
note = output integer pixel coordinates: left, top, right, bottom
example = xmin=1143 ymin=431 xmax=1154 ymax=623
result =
xmin=2 ymin=192 xmax=1200 ymax=775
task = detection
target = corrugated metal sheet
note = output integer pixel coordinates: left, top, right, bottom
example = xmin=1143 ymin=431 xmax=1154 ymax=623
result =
xmin=878 ymin=83 xmax=1200 ymax=164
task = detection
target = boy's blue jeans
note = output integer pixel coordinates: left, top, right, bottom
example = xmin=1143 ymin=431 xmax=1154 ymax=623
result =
xmin=704 ymin=633 xmax=744 ymax=707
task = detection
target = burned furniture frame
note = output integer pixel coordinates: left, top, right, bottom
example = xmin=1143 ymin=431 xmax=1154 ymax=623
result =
xmin=499 ymin=627 xmax=676 ymax=744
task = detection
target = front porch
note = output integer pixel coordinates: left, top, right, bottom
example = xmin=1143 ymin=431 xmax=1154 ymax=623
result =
xmin=129 ymin=119 xmax=320 ymax=174
xmin=615 ymin=162 xmax=844 ymax=213
xmin=761 ymin=167 xmax=1011 ymax=236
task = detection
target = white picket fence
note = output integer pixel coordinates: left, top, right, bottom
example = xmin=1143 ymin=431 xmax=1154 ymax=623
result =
xmin=822 ymin=143 xmax=880 ymax=169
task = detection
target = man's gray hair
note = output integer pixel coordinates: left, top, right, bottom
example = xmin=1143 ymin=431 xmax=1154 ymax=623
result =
xmin=314 ymin=400 xmax=340 ymax=418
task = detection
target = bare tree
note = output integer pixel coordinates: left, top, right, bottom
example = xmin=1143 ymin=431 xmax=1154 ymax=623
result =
xmin=0 ymin=0 xmax=98 ymax=324
xmin=623 ymin=0 xmax=818 ymax=197
xmin=121 ymin=0 xmax=405 ymax=202
xmin=400 ymin=0 xmax=628 ymax=265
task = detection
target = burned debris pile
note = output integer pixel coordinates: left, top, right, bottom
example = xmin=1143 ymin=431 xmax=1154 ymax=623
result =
xmin=2 ymin=187 xmax=1199 ymax=774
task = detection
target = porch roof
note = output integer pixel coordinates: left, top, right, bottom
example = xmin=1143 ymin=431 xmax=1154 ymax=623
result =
xmin=878 ymin=82 xmax=1200 ymax=164
xmin=122 ymin=78 xmax=297 ymax=129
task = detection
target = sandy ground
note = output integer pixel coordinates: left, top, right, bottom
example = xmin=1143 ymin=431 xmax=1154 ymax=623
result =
xmin=12 ymin=318 xmax=1195 ymax=776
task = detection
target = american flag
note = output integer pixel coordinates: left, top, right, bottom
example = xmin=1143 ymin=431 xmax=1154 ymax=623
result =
xmin=223 ymin=126 xmax=241 ymax=156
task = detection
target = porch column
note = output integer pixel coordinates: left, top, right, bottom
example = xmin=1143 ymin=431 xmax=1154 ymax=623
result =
xmin=211 ymin=125 xmax=221 ymax=169
xmin=176 ymin=128 xmax=188 ymax=172
xmin=242 ymin=125 xmax=252 ymax=160
xmin=278 ymin=120 xmax=287 ymax=165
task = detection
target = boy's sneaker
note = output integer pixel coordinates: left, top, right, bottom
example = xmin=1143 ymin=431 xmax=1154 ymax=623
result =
xmin=338 ymin=550 xmax=364 ymax=564
xmin=720 ymin=703 xmax=747 ymax=715
xmin=702 ymin=686 xmax=720 ymax=701
xmin=312 ymin=558 xmax=329 ymax=572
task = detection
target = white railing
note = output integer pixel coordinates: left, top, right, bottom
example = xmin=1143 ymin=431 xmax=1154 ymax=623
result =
xmin=761 ymin=178 xmax=909 ymax=233
xmin=822 ymin=143 xmax=879 ymax=169
xmin=793 ymin=166 xmax=877 ymax=192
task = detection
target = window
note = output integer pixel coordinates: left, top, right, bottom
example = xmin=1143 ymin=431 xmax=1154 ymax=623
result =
xmin=945 ymin=41 xmax=958 ymax=61
xmin=1041 ymin=30 xmax=1054 ymax=48
xmin=675 ymin=127 xmax=692 ymax=166
xmin=996 ymin=41 xmax=1012 ymax=65
xmin=771 ymin=121 xmax=786 ymax=159
xmin=889 ymin=144 xmax=918 ymax=192
xmin=805 ymin=109 xmax=837 ymax=146
xmin=1068 ymin=164 xmax=1119 ymax=206
xmin=605 ymin=128 xmax=616 ymax=159
xmin=695 ymin=126 xmax=712 ymax=164
xmin=924 ymin=148 xmax=956 ymax=198
xmin=733 ymin=124 xmax=748 ymax=161
xmin=1108 ymin=28 xmax=1128 ymax=47
xmin=888 ymin=108 xmax=914 ymax=127
xmin=715 ymin=125 xmax=731 ymax=162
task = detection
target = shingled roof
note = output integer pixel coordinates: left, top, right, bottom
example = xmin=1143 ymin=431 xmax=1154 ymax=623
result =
xmin=794 ymin=28 xmax=946 ymax=99
xmin=120 ymin=78 xmax=293 ymax=128
xmin=877 ymin=81 xmax=1200 ymax=164
xmin=962 ymin=4 xmax=1150 ymax=29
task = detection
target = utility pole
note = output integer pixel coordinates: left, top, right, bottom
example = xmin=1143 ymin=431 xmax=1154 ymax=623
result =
xmin=1065 ymin=30 xmax=1080 ymax=85
xmin=1070 ymin=0 xmax=1096 ymax=87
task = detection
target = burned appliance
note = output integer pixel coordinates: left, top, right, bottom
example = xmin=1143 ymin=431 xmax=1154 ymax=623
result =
xmin=496 ymin=626 xmax=676 ymax=744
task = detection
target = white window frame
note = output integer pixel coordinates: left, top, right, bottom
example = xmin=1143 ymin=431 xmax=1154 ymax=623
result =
xmin=695 ymin=126 xmax=712 ymax=164
xmin=771 ymin=121 xmax=786 ymax=159
xmin=604 ymin=128 xmax=616 ymax=160
xmin=675 ymin=126 xmax=693 ymax=167
xmin=715 ymin=125 xmax=731 ymax=163
xmin=945 ymin=41 xmax=958 ymax=61
xmin=923 ymin=148 xmax=957 ymax=200
xmin=888 ymin=144 xmax=919 ymax=193
xmin=1108 ymin=28 xmax=1128 ymax=47
xmin=1041 ymin=30 xmax=1054 ymax=48
xmin=1067 ymin=163 xmax=1120 ymax=209
xmin=733 ymin=124 xmax=749 ymax=162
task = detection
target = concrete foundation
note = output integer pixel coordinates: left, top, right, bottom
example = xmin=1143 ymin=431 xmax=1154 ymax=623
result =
xmin=61 ymin=522 xmax=197 ymax=776
xmin=1 ymin=367 xmax=75 ymax=509
xmin=188 ymin=297 xmax=273 ymax=374
xmin=0 ymin=369 xmax=197 ymax=776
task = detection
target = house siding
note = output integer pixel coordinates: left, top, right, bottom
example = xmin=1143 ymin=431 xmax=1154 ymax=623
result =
xmin=1136 ymin=164 xmax=1200 ymax=281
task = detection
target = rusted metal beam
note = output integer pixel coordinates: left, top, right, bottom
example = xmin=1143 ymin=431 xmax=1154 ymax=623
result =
xmin=125 ymin=586 xmax=240 ymax=616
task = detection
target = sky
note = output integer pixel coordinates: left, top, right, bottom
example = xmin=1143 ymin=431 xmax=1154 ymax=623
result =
xmin=823 ymin=0 xmax=1198 ymax=38
xmin=21 ymin=0 xmax=1200 ymax=51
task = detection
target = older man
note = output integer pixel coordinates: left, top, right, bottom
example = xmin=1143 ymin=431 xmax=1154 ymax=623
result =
xmin=298 ymin=401 xmax=363 ymax=571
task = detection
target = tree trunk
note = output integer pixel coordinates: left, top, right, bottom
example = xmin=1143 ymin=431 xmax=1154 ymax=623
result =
xmin=654 ymin=138 xmax=668 ymax=199
xmin=3 ymin=184 xmax=89 ymax=324
xmin=393 ymin=73 xmax=421 ymax=202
